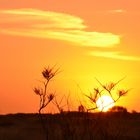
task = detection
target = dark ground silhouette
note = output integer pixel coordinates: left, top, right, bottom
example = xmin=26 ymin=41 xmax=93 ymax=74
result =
xmin=0 ymin=112 xmax=140 ymax=140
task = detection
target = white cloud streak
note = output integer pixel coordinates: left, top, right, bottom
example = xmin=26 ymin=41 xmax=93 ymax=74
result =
xmin=0 ymin=8 xmax=120 ymax=47
xmin=89 ymin=51 xmax=140 ymax=61
xmin=107 ymin=9 xmax=127 ymax=14
xmin=0 ymin=9 xmax=86 ymax=29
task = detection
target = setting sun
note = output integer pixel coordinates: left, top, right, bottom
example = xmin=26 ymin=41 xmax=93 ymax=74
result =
xmin=96 ymin=95 xmax=115 ymax=112
xmin=0 ymin=1 xmax=140 ymax=139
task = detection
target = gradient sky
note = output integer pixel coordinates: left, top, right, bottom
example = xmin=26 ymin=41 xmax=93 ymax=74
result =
xmin=0 ymin=0 xmax=140 ymax=114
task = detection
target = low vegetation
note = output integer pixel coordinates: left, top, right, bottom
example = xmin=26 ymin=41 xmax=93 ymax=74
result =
xmin=0 ymin=112 xmax=140 ymax=140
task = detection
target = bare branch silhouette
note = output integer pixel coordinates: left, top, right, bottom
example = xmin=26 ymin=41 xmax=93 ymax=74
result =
xmin=33 ymin=65 xmax=60 ymax=140
xmin=34 ymin=66 xmax=59 ymax=114
xmin=85 ymin=78 xmax=129 ymax=112
xmin=53 ymin=95 xmax=66 ymax=113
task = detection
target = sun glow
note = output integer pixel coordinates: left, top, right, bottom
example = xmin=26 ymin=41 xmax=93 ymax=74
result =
xmin=96 ymin=95 xmax=115 ymax=112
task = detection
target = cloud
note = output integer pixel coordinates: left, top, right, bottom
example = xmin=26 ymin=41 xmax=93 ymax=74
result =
xmin=0 ymin=9 xmax=86 ymax=29
xmin=88 ymin=51 xmax=140 ymax=61
xmin=1 ymin=29 xmax=120 ymax=47
xmin=96 ymin=9 xmax=127 ymax=15
xmin=107 ymin=9 xmax=127 ymax=14
xmin=0 ymin=8 xmax=120 ymax=47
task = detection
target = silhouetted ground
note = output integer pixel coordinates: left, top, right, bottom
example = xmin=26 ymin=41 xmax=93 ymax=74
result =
xmin=0 ymin=112 xmax=140 ymax=140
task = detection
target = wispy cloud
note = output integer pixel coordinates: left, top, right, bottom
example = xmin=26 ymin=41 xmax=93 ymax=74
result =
xmin=0 ymin=29 xmax=120 ymax=47
xmin=96 ymin=9 xmax=127 ymax=15
xmin=0 ymin=8 xmax=120 ymax=47
xmin=0 ymin=9 xmax=86 ymax=29
xmin=107 ymin=9 xmax=127 ymax=14
xmin=88 ymin=51 xmax=140 ymax=61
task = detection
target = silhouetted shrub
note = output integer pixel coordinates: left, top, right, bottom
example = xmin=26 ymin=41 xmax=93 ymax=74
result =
xmin=109 ymin=106 xmax=128 ymax=113
xmin=78 ymin=105 xmax=85 ymax=112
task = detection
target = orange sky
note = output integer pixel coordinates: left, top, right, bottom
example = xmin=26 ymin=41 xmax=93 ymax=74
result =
xmin=0 ymin=0 xmax=140 ymax=114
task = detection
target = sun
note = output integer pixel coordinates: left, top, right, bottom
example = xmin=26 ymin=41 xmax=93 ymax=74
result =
xmin=96 ymin=95 xmax=115 ymax=112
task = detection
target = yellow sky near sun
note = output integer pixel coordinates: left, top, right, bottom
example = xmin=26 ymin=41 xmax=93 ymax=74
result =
xmin=0 ymin=0 xmax=140 ymax=114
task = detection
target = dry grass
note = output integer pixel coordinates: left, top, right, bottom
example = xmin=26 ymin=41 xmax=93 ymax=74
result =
xmin=0 ymin=112 xmax=140 ymax=140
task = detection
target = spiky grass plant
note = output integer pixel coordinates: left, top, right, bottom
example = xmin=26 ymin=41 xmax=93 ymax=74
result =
xmin=85 ymin=77 xmax=130 ymax=111
xmin=33 ymin=66 xmax=59 ymax=140
xmin=34 ymin=66 xmax=59 ymax=113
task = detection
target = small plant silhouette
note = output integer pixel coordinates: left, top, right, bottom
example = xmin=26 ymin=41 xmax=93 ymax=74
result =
xmin=34 ymin=66 xmax=59 ymax=113
xmin=33 ymin=66 xmax=59 ymax=140
xmin=85 ymin=77 xmax=130 ymax=111
xmin=78 ymin=104 xmax=86 ymax=112
xmin=53 ymin=95 xmax=65 ymax=113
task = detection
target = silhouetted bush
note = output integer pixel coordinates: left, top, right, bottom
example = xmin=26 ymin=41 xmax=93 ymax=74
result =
xmin=109 ymin=106 xmax=128 ymax=113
